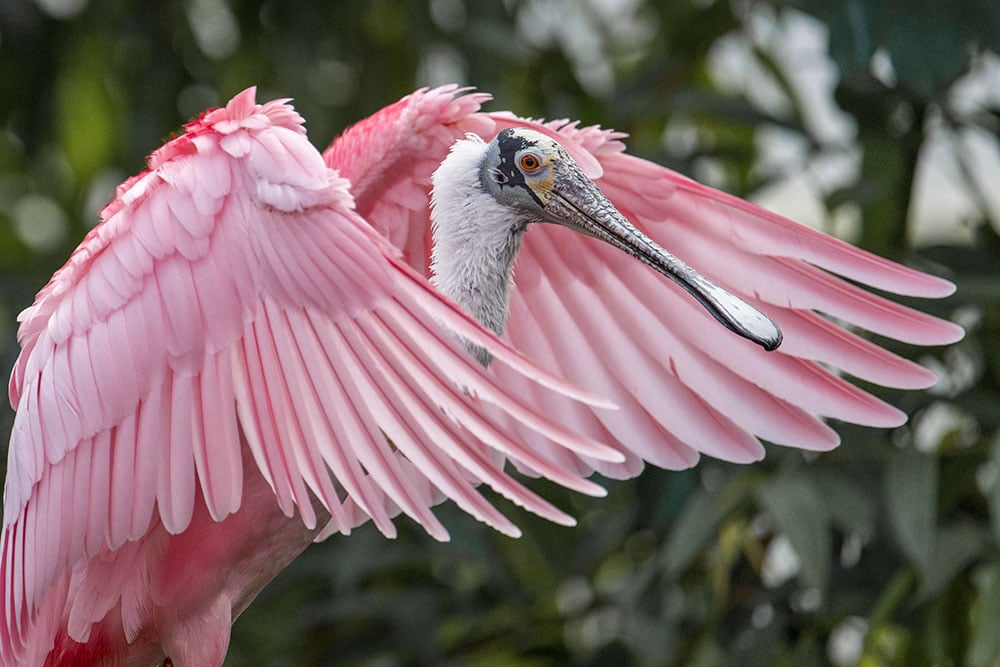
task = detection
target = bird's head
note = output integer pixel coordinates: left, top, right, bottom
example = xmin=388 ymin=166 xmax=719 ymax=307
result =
xmin=466 ymin=127 xmax=782 ymax=351
xmin=479 ymin=128 xmax=566 ymax=213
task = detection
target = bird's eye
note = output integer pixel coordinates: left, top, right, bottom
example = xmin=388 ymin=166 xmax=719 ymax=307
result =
xmin=519 ymin=154 xmax=542 ymax=172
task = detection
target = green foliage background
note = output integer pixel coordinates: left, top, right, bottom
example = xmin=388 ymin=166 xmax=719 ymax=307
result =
xmin=1 ymin=1 xmax=998 ymax=665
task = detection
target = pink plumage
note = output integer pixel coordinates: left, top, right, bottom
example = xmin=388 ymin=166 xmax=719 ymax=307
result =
xmin=0 ymin=85 xmax=961 ymax=664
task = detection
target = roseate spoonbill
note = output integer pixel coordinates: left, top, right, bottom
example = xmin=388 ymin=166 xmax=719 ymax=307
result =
xmin=0 ymin=86 xmax=962 ymax=665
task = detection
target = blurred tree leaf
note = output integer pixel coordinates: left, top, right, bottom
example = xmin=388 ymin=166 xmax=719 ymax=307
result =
xmin=56 ymin=34 xmax=123 ymax=184
xmin=757 ymin=473 xmax=832 ymax=594
xmin=917 ymin=522 xmax=984 ymax=599
xmin=661 ymin=487 xmax=731 ymax=578
xmin=885 ymin=450 xmax=938 ymax=573
xmin=968 ymin=564 xmax=1000 ymax=667
xmin=789 ymin=0 xmax=999 ymax=99
xmin=815 ymin=473 xmax=877 ymax=540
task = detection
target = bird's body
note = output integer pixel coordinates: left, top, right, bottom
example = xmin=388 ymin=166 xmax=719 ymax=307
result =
xmin=1 ymin=85 xmax=962 ymax=664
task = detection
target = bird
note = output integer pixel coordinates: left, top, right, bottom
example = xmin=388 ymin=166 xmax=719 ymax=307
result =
xmin=0 ymin=85 xmax=962 ymax=665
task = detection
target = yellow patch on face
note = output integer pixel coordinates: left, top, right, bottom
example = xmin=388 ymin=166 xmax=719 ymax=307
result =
xmin=526 ymin=169 xmax=555 ymax=205
xmin=520 ymin=151 xmax=556 ymax=206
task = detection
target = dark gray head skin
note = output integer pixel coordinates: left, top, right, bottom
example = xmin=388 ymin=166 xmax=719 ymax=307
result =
xmin=475 ymin=127 xmax=783 ymax=352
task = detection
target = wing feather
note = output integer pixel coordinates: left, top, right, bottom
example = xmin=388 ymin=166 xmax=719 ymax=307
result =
xmin=162 ymin=374 xmax=197 ymax=535
xmin=85 ymin=431 xmax=112 ymax=559
xmin=311 ymin=316 xmax=450 ymax=540
xmin=767 ymin=307 xmax=938 ymax=389
xmin=192 ymin=349 xmax=242 ymax=522
xmin=378 ymin=352 xmax=571 ymax=529
xmin=337 ymin=317 xmax=525 ymax=537
xmin=257 ymin=302 xmax=348 ymax=529
xmin=66 ymin=441 xmax=90 ymax=590
xmin=612 ymin=158 xmax=956 ymax=298
xmin=129 ymin=402 xmax=159 ymax=543
xmin=10 ymin=521 xmax=24 ymax=640
xmin=389 ymin=286 xmax=620 ymax=460
xmin=511 ymin=220 xmax=911 ymax=434
xmin=108 ymin=415 xmax=137 ymax=550
xmin=513 ymin=260 xmax=703 ymax=470
xmin=238 ymin=317 xmax=319 ymax=530
xmin=253 ymin=307 xmax=325 ymax=527
xmin=563 ymin=248 xmax=839 ymax=449
xmin=230 ymin=338 xmax=296 ymax=519
xmin=531 ymin=231 xmax=769 ymax=463
xmin=281 ymin=309 xmax=396 ymax=536
xmin=22 ymin=499 xmax=37 ymax=630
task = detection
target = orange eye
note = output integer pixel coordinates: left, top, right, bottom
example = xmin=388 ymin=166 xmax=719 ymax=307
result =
xmin=519 ymin=154 xmax=541 ymax=172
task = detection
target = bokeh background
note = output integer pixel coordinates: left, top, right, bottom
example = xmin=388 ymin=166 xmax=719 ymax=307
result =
xmin=2 ymin=1 xmax=999 ymax=665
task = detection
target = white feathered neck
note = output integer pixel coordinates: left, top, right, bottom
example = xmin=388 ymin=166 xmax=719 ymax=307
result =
xmin=430 ymin=135 xmax=530 ymax=362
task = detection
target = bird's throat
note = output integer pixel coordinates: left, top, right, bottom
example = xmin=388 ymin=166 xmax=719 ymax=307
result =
xmin=430 ymin=210 xmax=528 ymax=365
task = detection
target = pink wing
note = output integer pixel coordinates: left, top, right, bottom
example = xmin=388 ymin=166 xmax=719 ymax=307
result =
xmin=1 ymin=89 xmax=620 ymax=663
xmin=326 ymin=86 xmax=964 ymax=480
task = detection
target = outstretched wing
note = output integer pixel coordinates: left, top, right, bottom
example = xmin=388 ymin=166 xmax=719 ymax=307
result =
xmin=1 ymin=89 xmax=620 ymax=660
xmin=326 ymin=86 xmax=963 ymax=480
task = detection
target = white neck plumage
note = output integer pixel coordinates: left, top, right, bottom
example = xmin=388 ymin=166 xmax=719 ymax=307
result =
xmin=429 ymin=136 xmax=529 ymax=365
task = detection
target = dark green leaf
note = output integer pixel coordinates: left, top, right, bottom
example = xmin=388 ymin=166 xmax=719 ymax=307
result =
xmin=756 ymin=474 xmax=831 ymax=593
xmin=885 ymin=451 xmax=938 ymax=572
xmin=661 ymin=487 xmax=729 ymax=577
xmin=968 ymin=565 xmax=1000 ymax=667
